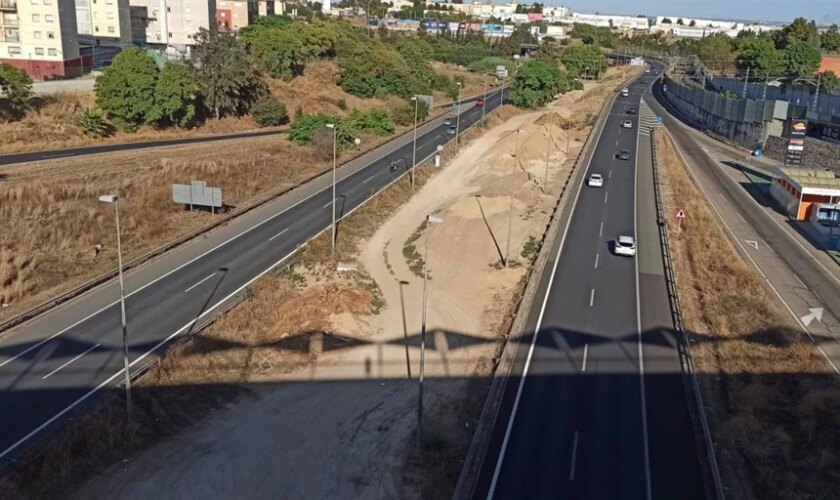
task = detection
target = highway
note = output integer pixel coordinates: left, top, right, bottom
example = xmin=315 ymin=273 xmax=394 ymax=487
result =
xmin=0 ymin=88 xmax=507 ymax=463
xmin=472 ymin=67 xmax=706 ymax=499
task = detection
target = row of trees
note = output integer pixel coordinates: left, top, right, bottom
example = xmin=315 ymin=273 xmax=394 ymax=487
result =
xmin=508 ymin=59 xmax=580 ymax=108
xmin=94 ymin=29 xmax=272 ymax=132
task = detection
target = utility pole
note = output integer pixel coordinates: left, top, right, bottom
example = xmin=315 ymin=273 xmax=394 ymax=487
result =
xmin=327 ymin=124 xmax=338 ymax=254
xmin=482 ymin=73 xmax=488 ymax=127
xmin=543 ymin=125 xmax=551 ymax=193
xmin=504 ymin=129 xmax=522 ymax=268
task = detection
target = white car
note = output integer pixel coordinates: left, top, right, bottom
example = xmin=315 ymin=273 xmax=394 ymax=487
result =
xmin=621 ymin=88 xmax=630 ymax=97
xmin=622 ymin=120 xmax=633 ymax=129
xmin=587 ymin=173 xmax=604 ymax=187
xmin=443 ymin=117 xmax=453 ymax=125
xmin=614 ymin=235 xmax=637 ymax=257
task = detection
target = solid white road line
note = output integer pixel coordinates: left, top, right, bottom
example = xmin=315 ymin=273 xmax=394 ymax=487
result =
xmin=268 ymin=228 xmax=289 ymax=242
xmin=594 ymin=253 xmax=599 ymax=269
xmin=589 ymin=288 xmax=595 ymax=307
xmin=634 ymin=101 xmax=653 ymax=500
xmin=42 ymin=344 xmax=100 ymax=380
xmin=582 ymin=343 xmax=589 ymax=372
xmin=793 ymin=273 xmax=808 ymax=288
xmin=599 ymin=221 xmax=604 ymax=238
xmin=183 ymin=273 xmax=217 ymax=293
xmin=663 ymin=128 xmax=840 ymax=375
xmin=486 ymin=80 xmax=622 ymax=499
xmin=569 ymin=431 xmax=580 ymax=481
xmin=0 ymin=99 xmax=507 ymax=460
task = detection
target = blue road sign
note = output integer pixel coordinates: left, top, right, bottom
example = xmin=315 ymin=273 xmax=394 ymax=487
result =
xmin=656 ymin=116 xmax=663 ymax=125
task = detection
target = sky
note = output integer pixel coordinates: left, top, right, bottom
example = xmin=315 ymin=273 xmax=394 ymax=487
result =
xmin=553 ymin=0 xmax=838 ymax=24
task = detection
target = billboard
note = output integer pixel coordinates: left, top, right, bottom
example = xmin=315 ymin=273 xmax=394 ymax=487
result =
xmin=172 ymin=181 xmax=223 ymax=209
xmin=448 ymin=22 xmax=460 ymax=32
xmin=789 ymin=119 xmax=808 ymax=138
xmin=785 ymin=138 xmax=805 ymax=166
xmin=482 ymin=23 xmax=503 ymax=33
xmin=527 ymin=13 xmax=544 ymax=21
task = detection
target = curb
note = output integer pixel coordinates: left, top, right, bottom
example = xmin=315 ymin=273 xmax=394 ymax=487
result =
xmin=452 ymin=71 xmax=642 ymax=500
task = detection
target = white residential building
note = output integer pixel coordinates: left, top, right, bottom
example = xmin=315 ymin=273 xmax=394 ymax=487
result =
xmin=564 ymin=12 xmax=649 ymax=31
xmin=0 ymin=0 xmax=84 ymax=79
xmin=75 ymin=0 xmax=130 ymax=45
xmin=129 ymin=0 xmax=214 ymax=53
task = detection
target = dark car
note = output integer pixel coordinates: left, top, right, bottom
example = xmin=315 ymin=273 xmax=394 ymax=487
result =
xmin=447 ymin=126 xmax=457 ymax=135
xmin=626 ymin=107 xmax=637 ymax=115
xmin=616 ymin=150 xmax=632 ymax=161
xmin=640 ymin=79 xmax=647 ymax=84
xmin=653 ymin=70 xmax=660 ymax=75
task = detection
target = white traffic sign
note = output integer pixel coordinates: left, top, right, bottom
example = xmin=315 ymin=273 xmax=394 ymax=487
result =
xmin=676 ymin=209 xmax=686 ymax=219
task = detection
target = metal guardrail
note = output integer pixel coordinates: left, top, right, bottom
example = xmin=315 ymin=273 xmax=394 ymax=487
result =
xmin=0 ymin=87 xmax=507 ymax=337
xmin=453 ymin=70 xmax=646 ymax=500
xmin=649 ymin=128 xmax=725 ymax=500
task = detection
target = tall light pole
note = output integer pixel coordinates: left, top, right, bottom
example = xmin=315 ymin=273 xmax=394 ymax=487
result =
xmin=481 ymin=73 xmax=488 ymax=127
xmin=326 ymin=124 xmax=360 ymax=255
xmin=417 ymin=213 xmax=443 ymax=450
xmin=98 ymin=194 xmax=132 ymax=424
xmin=455 ymin=82 xmax=462 ymax=148
xmin=326 ymin=123 xmax=338 ymax=254
xmin=504 ymin=129 xmax=522 ymax=268
xmin=543 ymin=125 xmax=551 ymax=193
xmin=411 ymin=96 xmax=419 ymax=190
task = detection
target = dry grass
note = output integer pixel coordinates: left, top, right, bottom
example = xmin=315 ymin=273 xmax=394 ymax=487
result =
xmin=656 ymin=130 xmax=840 ymax=500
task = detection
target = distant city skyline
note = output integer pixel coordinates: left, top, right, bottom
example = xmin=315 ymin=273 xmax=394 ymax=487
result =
xmin=553 ymin=0 xmax=838 ymax=25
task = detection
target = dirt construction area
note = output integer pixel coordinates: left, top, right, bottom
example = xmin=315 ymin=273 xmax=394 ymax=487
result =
xmin=27 ymin=70 xmax=633 ymax=499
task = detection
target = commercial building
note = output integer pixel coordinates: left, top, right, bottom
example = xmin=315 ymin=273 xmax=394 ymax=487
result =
xmin=0 ymin=0 xmax=86 ymax=79
xmin=563 ymin=12 xmax=649 ymax=31
xmin=770 ymin=167 xmax=840 ymax=222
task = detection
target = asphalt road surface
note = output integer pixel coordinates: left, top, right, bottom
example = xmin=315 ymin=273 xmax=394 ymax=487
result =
xmin=0 ymin=88 xmax=507 ymax=463
xmin=472 ymin=68 xmax=706 ymax=499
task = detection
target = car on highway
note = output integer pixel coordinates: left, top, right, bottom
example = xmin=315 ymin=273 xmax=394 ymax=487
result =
xmin=626 ymin=107 xmax=637 ymax=115
xmin=640 ymin=79 xmax=647 ymax=84
xmin=443 ymin=117 xmax=453 ymax=125
xmin=447 ymin=125 xmax=457 ymax=135
xmin=614 ymin=235 xmax=637 ymax=257
xmin=653 ymin=70 xmax=660 ymax=75
xmin=616 ymin=150 xmax=631 ymax=161
xmin=621 ymin=120 xmax=633 ymax=129
xmin=621 ymin=88 xmax=630 ymax=97
xmin=645 ymin=68 xmax=651 ymax=74
xmin=587 ymin=173 xmax=604 ymax=187
xmin=476 ymin=98 xmax=485 ymax=106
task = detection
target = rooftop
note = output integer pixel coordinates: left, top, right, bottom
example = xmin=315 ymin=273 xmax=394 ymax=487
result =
xmin=779 ymin=167 xmax=840 ymax=191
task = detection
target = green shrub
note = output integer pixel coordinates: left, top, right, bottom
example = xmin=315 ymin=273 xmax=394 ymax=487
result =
xmin=251 ymin=96 xmax=289 ymax=126
xmin=336 ymin=97 xmax=347 ymax=110
xmin=468 ymin=56 xmax=512 ymax=75
xmin=391 ymin=98 xmax=430 ymax=126
xmin=77 ymin=107 xmax=111 ymax=137
xmin=348 ymin=109 xmax=394 ymax=136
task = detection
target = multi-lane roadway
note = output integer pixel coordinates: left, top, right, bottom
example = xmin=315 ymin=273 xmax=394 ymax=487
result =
xmin=0 ymin=88 xmax=507 ymax=463
xmin=471 ymin=68 xmax=706 ymax=499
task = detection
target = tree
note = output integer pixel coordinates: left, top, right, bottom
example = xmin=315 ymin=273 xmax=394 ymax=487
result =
xmin=777 ymin=17 xmax=820 ymax=49
xmin=819 ymin=70 xmax=840 ymax=91
xmin=689 ymin=19 xmax=696 ymax=27
xmin=149 ymin=62 xmax=200 ymax=127
xmin=509 ymin=60 xmax=580 ymax=108
xmin=784 ymin=41 xmax=822 ymax=77
xmin=737 ymin=37 xmax=785 ymax=79
xmin=192 ymin=27 xmax=266 ymax=118
xmin=696 ymin=35 xmax=734 ymax=69
xmin=821 ymin=24 xmax=840 ymax=52
xmin=94 ymin=47 xmax=159 ymax=131
xmin=561 ymin=44 xmax=608 ymax=79
xmin=661 ymin=17 xmax=672 ymax=24
xmin=0 ymin=63 xmax=33 ymax=118
xmin=251 ymin=96 xmax=289 ymax=126
xmin=676 ymin=18 xmax=684 ymax=25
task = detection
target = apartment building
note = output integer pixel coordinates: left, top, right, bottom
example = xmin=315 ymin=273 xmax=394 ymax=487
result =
xmin=215 ymin=0 xmax=254 ymax=31
xmin=75 ymin=0 xmax=131 ymax=45
xmin=257 ymin=0 xmax=286 ymax=17
xmin=129 ymin=0 xmax=214 ymax=55
xmin=0 ymin=0 xmax=85 ymax=79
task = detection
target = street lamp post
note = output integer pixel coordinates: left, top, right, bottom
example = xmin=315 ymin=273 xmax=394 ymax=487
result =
xmin=326 ymin=124 xmax=360 ymax=255
xmin=411 ymin=96 xmax=419 ymax=190
xmin=417 ymin=213 xmax=443 ymax=450
xmin=504 ymin=129 xmax=522 ymax=268
xmin=544 ymin=125 xmax=551 ymax=193
xmin=455 ymin=82 xmax=462 ymax=148
xmin=482 ymin=73 xmax=488 ymax=127
xmin=98 ymin=194 xmax=132 ymax=424
xmin=326 ymin=123 xmax=338 ymax=254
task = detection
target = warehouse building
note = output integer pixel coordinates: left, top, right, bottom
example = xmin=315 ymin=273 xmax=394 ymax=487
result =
xmin=770 ymin=167 xmax=840 ymax=224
